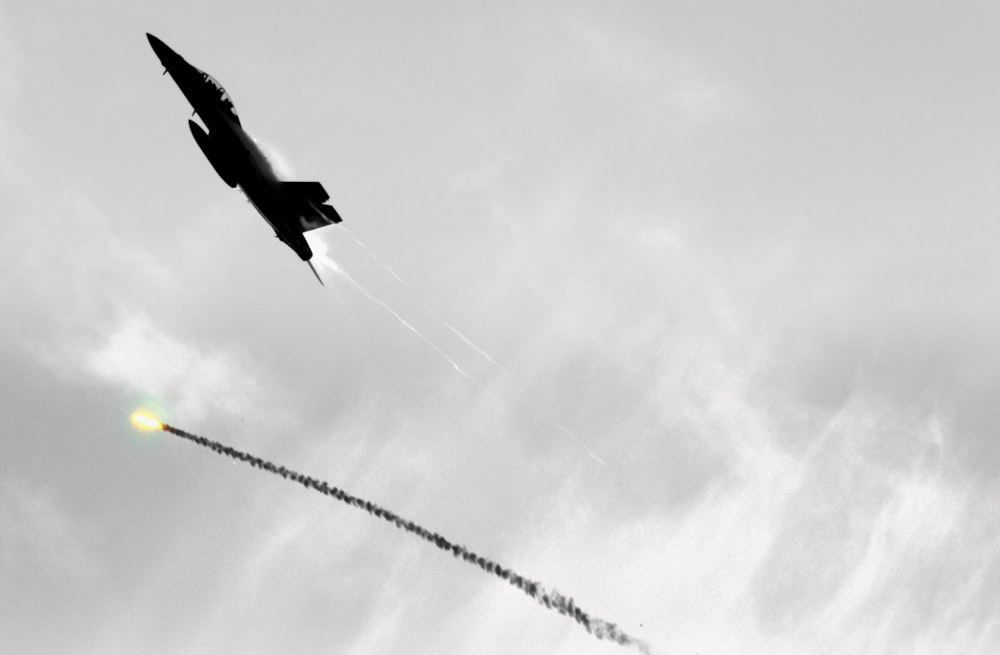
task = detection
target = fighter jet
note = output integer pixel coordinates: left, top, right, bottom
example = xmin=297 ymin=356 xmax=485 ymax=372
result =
xmin=147 ymin=32 xmax=341 ymax=284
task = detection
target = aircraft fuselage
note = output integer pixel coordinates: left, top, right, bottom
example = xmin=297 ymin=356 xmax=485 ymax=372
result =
xmin=148 ymin=33 xmax=342 ymax=268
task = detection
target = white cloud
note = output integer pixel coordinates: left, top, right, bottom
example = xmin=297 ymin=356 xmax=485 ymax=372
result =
xmin=566 ymin=15 xmax=741 ymax=130
xmin=0 ymin=476 xmax=97 ymax=584
xmin=6 ymin=5 xmax=999 ymax=655
xmin=0 ymin=6 xmax=23 ymax=174
xmin=74 ymin=313 xmax=270 ymax=424
xmin=396 ymin=284 xmax=1000 ymax=655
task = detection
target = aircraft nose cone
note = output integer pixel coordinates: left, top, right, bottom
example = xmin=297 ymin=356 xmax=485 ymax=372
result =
xmin=146 ymin=32 xmax=174 ymax=62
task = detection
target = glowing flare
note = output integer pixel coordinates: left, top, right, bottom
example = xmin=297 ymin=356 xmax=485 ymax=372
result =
xmin=130 ymin=411 xmax=163 ymax=431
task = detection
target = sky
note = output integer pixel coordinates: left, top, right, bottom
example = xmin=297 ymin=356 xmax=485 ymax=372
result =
xmin=2 ymin=1 xmax=1000 ymax=653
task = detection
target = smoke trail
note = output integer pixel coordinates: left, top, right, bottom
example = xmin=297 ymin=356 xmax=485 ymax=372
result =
xmin=160 ymin=421 xmax=650 ymax=654
xmin=339 ymin=226 xmax=500 ymax=368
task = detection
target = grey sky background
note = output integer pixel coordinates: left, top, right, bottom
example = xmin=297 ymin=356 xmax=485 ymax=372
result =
xmin=2 ymin=1 xmax=1000 ymax=653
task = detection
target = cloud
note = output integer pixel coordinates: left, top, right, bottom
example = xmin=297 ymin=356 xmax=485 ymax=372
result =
xmin=0 ymin=476 xmax=97 ymax=584
xmin=0 ymin=185 xmax=175 ymax=365
xmin=71 ymin=313 xmax=271 ymax=424
xmin=4 ymin=7 xmax=994 ymax=654
xmin=385 ymin=196 xmax=1000 ymax=654
xmin=567 ymin=16 xmax=741 ymax=129
xmin=0 ymin=6 xmax=24 ymax=174
xmin=455 ymin=402 xmax=997 ymax=655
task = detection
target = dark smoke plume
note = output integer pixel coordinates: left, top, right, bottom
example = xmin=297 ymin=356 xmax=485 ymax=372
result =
xmin=161 ymin=422 xmax=650 ymax=654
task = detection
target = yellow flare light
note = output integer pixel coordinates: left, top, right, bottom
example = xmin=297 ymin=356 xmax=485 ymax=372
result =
xmin=130 ymin=411 xmax=163 ymax=431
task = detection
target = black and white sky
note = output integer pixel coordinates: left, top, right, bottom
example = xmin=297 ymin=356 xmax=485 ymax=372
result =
xmin=2 ymin=2 xmax=1000 ymax=653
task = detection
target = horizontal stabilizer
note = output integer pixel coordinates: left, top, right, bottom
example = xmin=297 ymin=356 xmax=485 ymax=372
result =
xmin=296 ymin=201 xmax=343 ymax=232
xmin=283 ymin=180 xmax=343 ymax=232
xmin=318 ymin=203 xmax=342 ymax=224
xmin=281 ymin=180 xmax=329 ymax=203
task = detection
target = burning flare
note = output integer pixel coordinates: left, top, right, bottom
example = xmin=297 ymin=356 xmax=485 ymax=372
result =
xmin=130 ymin=411 xmax=163 ymax=431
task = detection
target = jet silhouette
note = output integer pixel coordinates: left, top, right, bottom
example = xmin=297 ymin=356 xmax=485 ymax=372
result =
xmin=147 ymin=33 xmax=341 ymax=284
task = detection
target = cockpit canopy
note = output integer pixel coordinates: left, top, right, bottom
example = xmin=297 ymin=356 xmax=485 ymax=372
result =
xmin=197 ymin=67 xmax=240 ymax=124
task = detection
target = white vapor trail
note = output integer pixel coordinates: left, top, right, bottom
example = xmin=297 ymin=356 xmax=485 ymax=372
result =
xmin=307 ymin=234 xmax=477 ymax=383
xmin=556 ymin=423 xmax=608 ymax=467
xmin=339 ymin=226 xmax=500 ymax=369
xmin=339 ymin=226 xmax=407 ymax=285
xmin=442 ymin=320 xmax=500 ymax=368
xmin=314 ymin=232 xmax=605 ymax=465
xmin=340 ymin=269 xmax=478 ymax=384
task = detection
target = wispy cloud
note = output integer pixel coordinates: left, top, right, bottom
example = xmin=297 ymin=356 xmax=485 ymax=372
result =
xmin=0 ymin=6 xmax=24 ymax=176
xmin=410 ymin=202 xmax=1000 ymax=654
xmin=566 ymin=15 xmax=742 ymax=130
xmin=0 ymin=476 xmax=97 ymax=584
xmin=71 ymin=313 xmax=270 ymax=423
